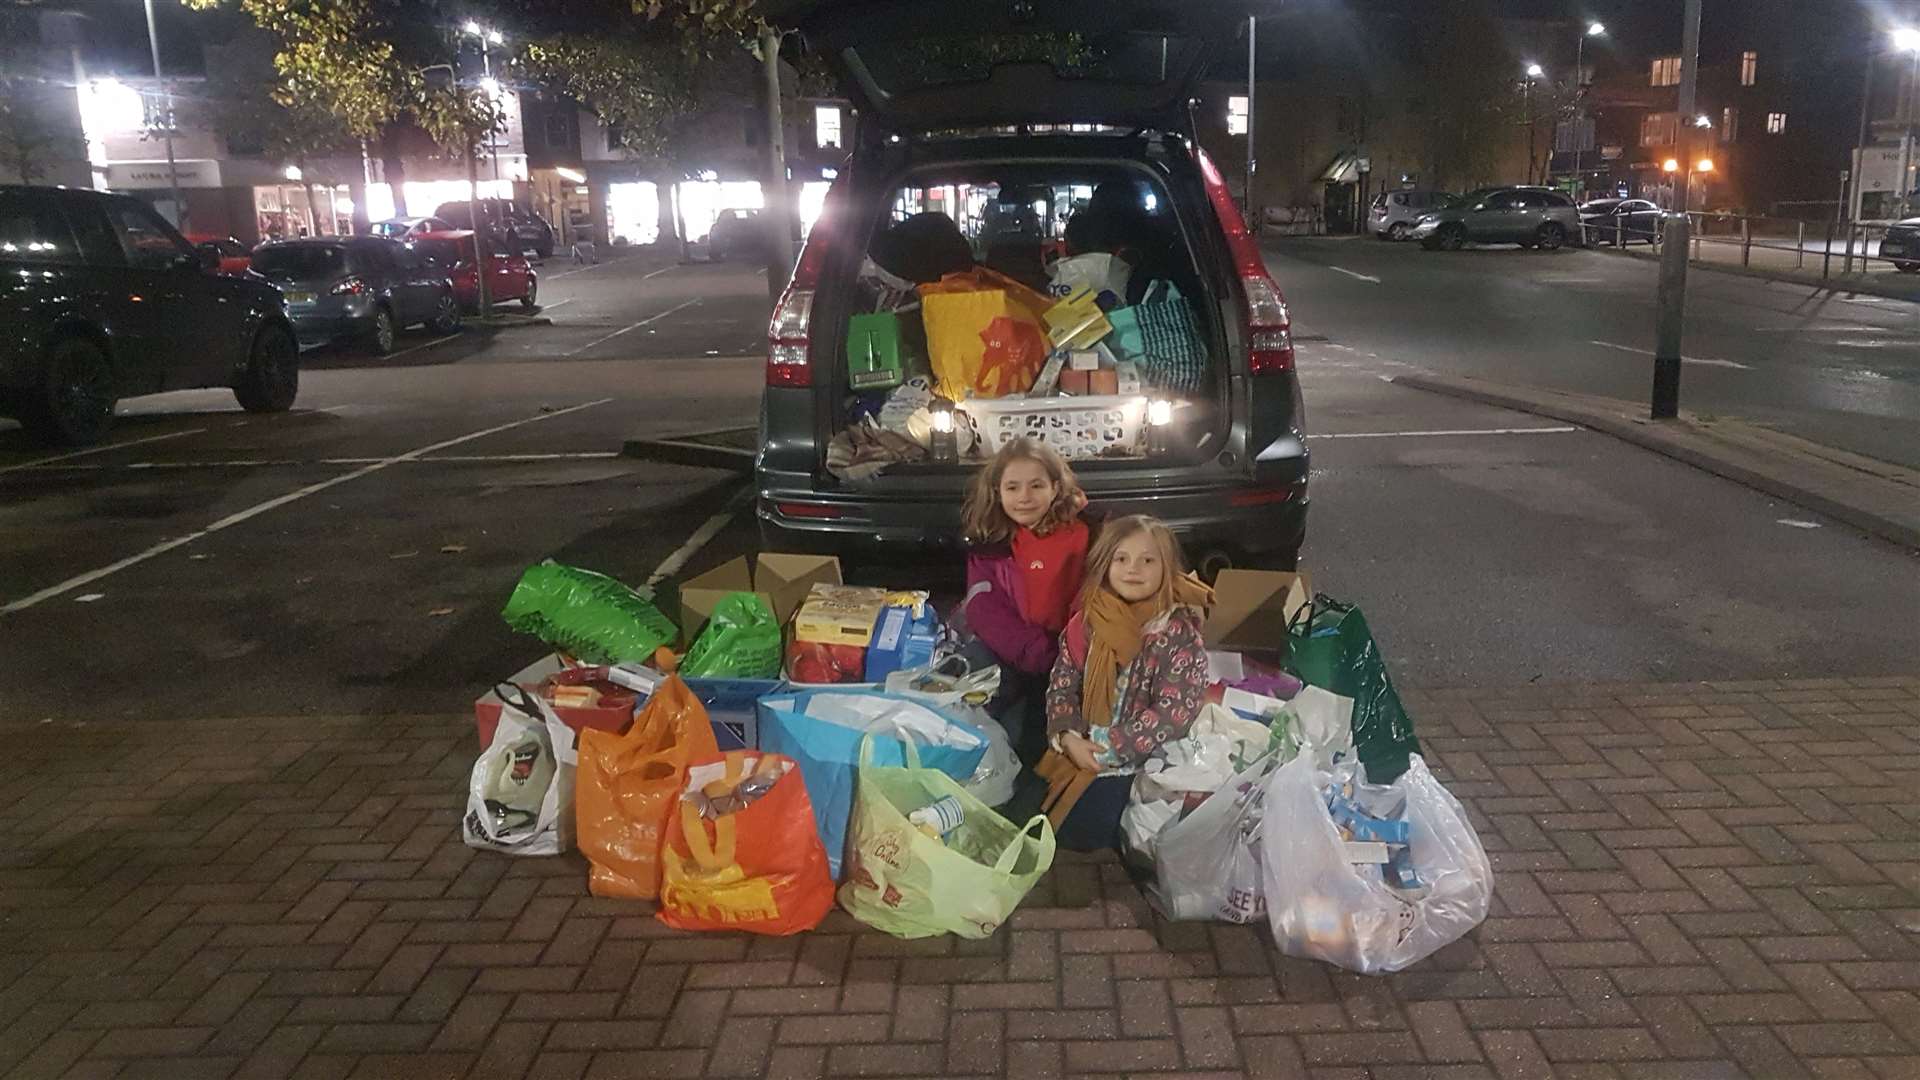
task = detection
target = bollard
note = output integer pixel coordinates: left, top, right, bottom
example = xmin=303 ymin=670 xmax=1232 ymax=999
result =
xmin=1741 ymin=217 xmax=1751 ymax=267
xmin=1797 ymin=221 xmax=1805 ymax=270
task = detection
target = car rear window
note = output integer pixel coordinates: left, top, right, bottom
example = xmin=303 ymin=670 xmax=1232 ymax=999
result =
xmin=412 ymin=238 xmax=468 ymax=265
xmin=252 ymin=244 xmax=345 ymax=279
xmin=0 ymin=194 xmax=77 ymax=264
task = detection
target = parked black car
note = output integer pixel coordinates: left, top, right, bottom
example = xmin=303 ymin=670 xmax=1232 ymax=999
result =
xmin=1578 ymin=198 xmax=1662 ymax=246
xmin=251 ymin=237 xmax=462 ymax=355
xmin=434 ymin=199 xmax=555 ymax=259
xmin=1878 ymin=217 xmax=1920 ymax=272
xmin=707 ymin=208 xmax=769 ymax=260
xmin=756 ymin=1 xmax=1308 ymax=573
xmin=1 ymin=185 xmax=299 ymax=446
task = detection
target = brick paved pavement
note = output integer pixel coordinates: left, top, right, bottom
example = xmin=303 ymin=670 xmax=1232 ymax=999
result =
xmin=4 ymin=677 xmax=1919 ymax=1079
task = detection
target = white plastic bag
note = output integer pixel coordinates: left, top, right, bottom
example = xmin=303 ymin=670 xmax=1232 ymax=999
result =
xmin=1122 ymin=705 xmax=1274 ymax=862
xmin=959 ymin=708 xmax=1020 ymax=808
xmin=1261 ymin=753 xmax=1491 ymax=975
xmin=1280 ymin=685 xmax=1355 ymax=755
xmin=463 ymin=685 xmax=578 ymax=856
xmin=885 ymin=656 xmax=1002 ymax=710
xmin=1150 ymin=751 xmax=1280 ymax=923
xmin=1046 ymin=252 xmax=1132 ymax=308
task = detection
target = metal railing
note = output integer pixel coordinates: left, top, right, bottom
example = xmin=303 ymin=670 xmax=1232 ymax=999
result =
xmin=1580 ymin=211 xmax=1917 ymax=281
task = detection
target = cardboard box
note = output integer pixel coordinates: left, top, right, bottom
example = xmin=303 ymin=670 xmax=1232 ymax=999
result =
xmin=679 ymin=553 xmax=842 ymax=643
xmin=1088 ymin=369 xmax=1119 ymax=395
xmin=793 ymin=583 xmax=889 ymax=647
xmin=1058 ymin=369 xmax=1092 ymax=395
xmin=1202 ymin=569 xmax=1313 ymax=652
xmin=1069 ymin=349 xmax=1101 ymax=372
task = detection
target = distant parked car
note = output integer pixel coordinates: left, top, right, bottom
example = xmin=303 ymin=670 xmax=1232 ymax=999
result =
xmin=434 ymin=200 xmax=554 ymax=259
xmin=1412 ymin=186 xmax=1583 ymax=251
xmin=408 ymin=230 xmax=538 ymax=311
xmin=1578 ymin=198 xmax=1662 ymax=246
xmin=186 ymin=233 xmax=255 ymax=275
xmin=707 ymin=208 xmax=768 ymax=260
xmin=1369 ymin=190 xmax=1454 ymax=241
xmin=1878 ymin=216 xmax=1920 ymax=272
xmin=251 ymin=236 xmax=461 ymax=355
xmin=1 ymin=185 xmax=298 ymax=445
xmin=369 ymin=216 xmax=452 ymax=242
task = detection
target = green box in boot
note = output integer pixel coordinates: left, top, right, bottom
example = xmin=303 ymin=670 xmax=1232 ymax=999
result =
xmin=848 ymin=312 xmax=908 ymax=391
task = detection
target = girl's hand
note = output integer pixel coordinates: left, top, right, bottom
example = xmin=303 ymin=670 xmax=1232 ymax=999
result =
xmin=1061 ymin=731 xmax=1100 ymax=772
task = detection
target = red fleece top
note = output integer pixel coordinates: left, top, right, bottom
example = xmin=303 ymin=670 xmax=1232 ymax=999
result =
xmin=1011 ymin=520 xmax=1089 ymax=636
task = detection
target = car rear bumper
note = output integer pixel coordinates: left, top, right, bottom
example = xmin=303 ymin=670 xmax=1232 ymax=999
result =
xmin=290 ymin=312 xmax=373 ymax=344
xmin=756 ymin=472 xmax=1309 ymax=560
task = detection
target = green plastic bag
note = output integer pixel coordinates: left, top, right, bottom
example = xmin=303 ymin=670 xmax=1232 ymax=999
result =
xmin=840 ymin=733 xmax=1054 ymax=939
xmin=501 ymin=560 xmax=677 ymax=665
xmin=1285 ymin=594 xmax=1420 ymax=783
xmin=681 ymin=592 xmax=782 ymax=678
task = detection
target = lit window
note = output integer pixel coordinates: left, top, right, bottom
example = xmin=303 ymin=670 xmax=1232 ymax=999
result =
xmin=1741 ymin=51 xmax=1758 ymax=86
xmin=1650 ymin=57 xmax=1682 ymax=87
xmin=1639 ymin=112 xmax=1679 ymax=147
xmin=1721 ymin=107 xmax=1739 ymax=143
xmin=815 ymin=106 xmax=842 ymax=150
xmin=1767 ymin=112 xmax=1786 ymax=134
xmin=1227 ymin=95 xmax=1248 ymax=135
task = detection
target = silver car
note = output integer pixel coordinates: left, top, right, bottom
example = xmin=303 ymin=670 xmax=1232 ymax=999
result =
xmin=1369 ymin=189 xmax=1453 ymax=241
xmin=1410 ymin=186 xmax=1583 ymax=251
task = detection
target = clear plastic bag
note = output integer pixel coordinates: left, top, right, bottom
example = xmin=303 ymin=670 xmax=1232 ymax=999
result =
xmin=1149 ymin=750 xmax=1281 ymax=923
xmin=1260 ymin=753 xmax=1491 ymax=974
xmin=463 ymin=685 xmax=577 ymax=857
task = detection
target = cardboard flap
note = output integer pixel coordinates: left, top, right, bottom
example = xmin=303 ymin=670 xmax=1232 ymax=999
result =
xmin=678 ymin=556 xmax=758 ymax=642
xmin=753 ymin=553 xmax=843 ymax=625
xmin=1203 ymin=569 xmax=1314 ymax=652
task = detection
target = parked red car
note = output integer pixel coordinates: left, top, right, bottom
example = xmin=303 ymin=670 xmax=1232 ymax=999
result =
xmin=186 ymin=234 xmax=255 ymax=276
xmin=406 ymin=230 xmax=538 ymax=312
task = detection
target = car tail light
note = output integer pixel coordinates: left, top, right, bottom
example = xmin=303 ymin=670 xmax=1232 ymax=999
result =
xmin=329 ymin=276 xmax=369 ymax=296
xmin=767 ymin=181 xmax=841 ymax=388
xmin=1229 ymin=485 xmax=1299 ymax=508
xmin=1196 ymin=148 xmax=1294 ymax=375
xmin=775 ymin=501 xmax=843 ymax=519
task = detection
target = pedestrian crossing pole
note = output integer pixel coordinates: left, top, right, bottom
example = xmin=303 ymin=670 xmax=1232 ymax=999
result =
xmin=1652 ymin=0 xmax=1702 ymax=420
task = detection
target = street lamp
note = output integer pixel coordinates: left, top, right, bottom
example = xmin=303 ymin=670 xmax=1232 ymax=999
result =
xmin=141 ymin=0 xmax=184 ymax=228
xmin=459 ymin=22 xmax=507 ymax=184
xmin=1523 ymin=63 xmax=1544 ymax=185
xmin=1897 ymin=29 xmax=1920 ymax=218
xmin=1573 ymin=22 xmax=1606 ymax=201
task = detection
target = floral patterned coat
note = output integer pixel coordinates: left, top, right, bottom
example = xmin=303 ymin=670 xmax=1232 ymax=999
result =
xmin=1044 ymin=605 xmax=1210 ymax=769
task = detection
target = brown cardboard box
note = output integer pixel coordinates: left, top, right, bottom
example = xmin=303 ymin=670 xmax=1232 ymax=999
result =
xmin=679 ymin=553 xmax=842 ymax=643
xmin=1088 ymin=369 xmax=1119 ymax=395
xmin=1059 ymin=369 xmax=1092 ymax=395
xmin=1202 ymin=569 xmax=1314 ymax=652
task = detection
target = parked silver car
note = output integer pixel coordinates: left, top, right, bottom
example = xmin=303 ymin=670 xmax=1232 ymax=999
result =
xmin=1411 ymin=186 xmax=1583 ymax=251
xmin=1369 ymin=189 xmax=1454 ymax=241
xmin=251 ymin=237 xmax=462 ymax=355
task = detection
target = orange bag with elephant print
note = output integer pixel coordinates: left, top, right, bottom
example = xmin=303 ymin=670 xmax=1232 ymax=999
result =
xmin=920 ymin=266 xmax=1052 ymax=400
xmin=575 ymin=676 xmax=719 ymax=900
xmin=655 ymin=751 xmax=835 ymax=936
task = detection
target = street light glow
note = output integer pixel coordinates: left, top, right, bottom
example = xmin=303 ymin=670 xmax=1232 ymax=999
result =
xmin=1695 ymin=114 xmax=1713 ymax=127
xmin=1663 ymin=158 xmax=1681 ymax=173
xmin=487 ymin=29 xmax=503 ymax=44
xmin=462 ymin=19 xmax=482 ymax=35
xmin=283 ymin=164 xmax=302 ymax=181
xmin=1696 ymin=159 xmax=1715 ymax=173
xmin=1525 ymin=62 xmax=1544 ymax=78
xmin=1895 ymin=27 xmax=1920 ymax=52
xmin=1587 ymin=21 xmax=1606 ymax=37
xmin=479 ymin=76 xmax=501 ymax=97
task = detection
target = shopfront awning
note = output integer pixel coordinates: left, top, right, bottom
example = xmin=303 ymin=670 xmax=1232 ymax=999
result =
xmin=1318 ymin=152 xmax=1365 ymax=185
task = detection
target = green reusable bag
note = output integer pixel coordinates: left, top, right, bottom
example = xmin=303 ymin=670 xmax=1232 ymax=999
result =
xmin=847 ymin=312 xmax=908 ymax=391
xmin=501 ymin=560 xmax=677 ymax=665
xmin=1285 ymin=594 xmax=1420 ymax=784
xmin=680 ymin=592 xmax=782 ymax=678
xmin=839 ymin=734 xmax=1055 ymax=939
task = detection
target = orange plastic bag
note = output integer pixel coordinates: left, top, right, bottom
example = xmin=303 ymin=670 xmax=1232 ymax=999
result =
xmin=920 ymin=267 xmax=1053 ymax=400
xmin=656 ymin=751 xmax=835 ymax=935
xmin=575 ymin=676 xmax=720 ymax=899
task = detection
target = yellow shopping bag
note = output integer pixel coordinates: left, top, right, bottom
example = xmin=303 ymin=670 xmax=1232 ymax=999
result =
xmin=920 ymin=267 xmax=1053 ymax=399
xmin=1042 ymin=288 xmax=1112 ymax=351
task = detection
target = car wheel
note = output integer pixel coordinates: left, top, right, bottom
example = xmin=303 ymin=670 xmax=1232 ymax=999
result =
xmin=1439 ymin=225 xmax=1466 ymax=251
xmin=1387 ymin=222 xmax=1410 ymax=242
xmin=1537 ymin=223 xmax=1567 ymax=251
xmin=430 ymin=293 xmax=463 ymax=333
xmin=520 ymin=276 xmax=539 ymax=310
xmin=1897 ymin=262 xmax=1920 ymax=274
xmin=366 ymin=306 xmax=397 ymax=356
xmin=233 ymin=324 xmax=299 ymax=413
xmin=22 ymin=337 xmax=116 ymax=446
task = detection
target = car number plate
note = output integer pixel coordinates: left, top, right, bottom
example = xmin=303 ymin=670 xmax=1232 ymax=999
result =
xmin=284 ymin=291 xmax=315 ymax=305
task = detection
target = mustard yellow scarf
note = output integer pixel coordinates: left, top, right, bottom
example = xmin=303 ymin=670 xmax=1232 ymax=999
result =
xmin=1080 ymin=573 xmax=1212 ymax=730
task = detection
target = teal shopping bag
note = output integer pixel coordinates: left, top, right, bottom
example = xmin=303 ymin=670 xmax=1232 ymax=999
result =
xmin=1106 ymin=280 xmax=1207 ymax=396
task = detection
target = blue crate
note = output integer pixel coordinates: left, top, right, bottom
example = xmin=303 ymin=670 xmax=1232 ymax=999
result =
xmin=683 ymin=677 xmax=782 ymax=749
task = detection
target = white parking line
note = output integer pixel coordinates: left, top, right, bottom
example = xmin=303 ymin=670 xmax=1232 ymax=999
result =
xmin=539 ymin=298 xmax=576 ymax=311
xmin=642 ymin=265 xmax=681 ymax=280
xmin=0 ymin=399 xmax=613 ymax=615
xmin=385 ymin=333 xmax=465 ymax=360
xmin=0 ymin=428 xmax=205 ymax=476
xmin=566 ymin=299 xmax=701 ymax=357
xmin=549 ymin=260 xmax=616 ymax=280
xmin=1589 ymin=340 xmax=1752 ymax=370
xmin=1328 ymin=266 xmax=1383 ymax=283
xmin=1308 ymin=426 xmax=1579 ymax=440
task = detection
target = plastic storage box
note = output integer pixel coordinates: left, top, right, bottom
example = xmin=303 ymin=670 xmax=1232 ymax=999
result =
xmin=960 ymin=393 xmax=1147 ymax=460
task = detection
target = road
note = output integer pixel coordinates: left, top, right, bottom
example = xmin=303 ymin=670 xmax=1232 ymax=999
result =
xmin=2 ymin=244 xmax=1917 ymax=723
xmin=1267 ymin=235 xmax=1920 ymax=470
